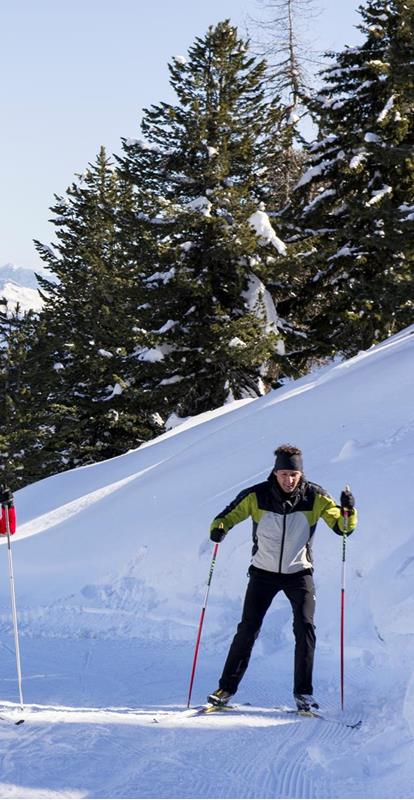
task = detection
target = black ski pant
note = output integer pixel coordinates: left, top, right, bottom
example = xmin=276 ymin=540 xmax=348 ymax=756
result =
xmin=218 ymin=567 xmax=316 ymax=696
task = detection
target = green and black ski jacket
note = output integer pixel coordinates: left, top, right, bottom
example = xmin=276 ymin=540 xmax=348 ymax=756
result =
xmin=210 ymin=473 xmax=357 ymax=575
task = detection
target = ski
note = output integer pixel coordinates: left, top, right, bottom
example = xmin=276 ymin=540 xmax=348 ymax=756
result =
xmin=191 ymin=703 xmax=237 ymax=716
xmin=185 ymin=703 xmax=361 ymax=728
xmin=153 ymin=702 xmax=361 ymax=729
xmin=151 ymin=703 xmax=236 ymax=722
xmin=273 ymin=705 xmax=362 ymax=729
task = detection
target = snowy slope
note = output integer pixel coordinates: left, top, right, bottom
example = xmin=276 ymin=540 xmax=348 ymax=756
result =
xmin=0 ymin=326 xmax=414 ymax=798
xmin=0 ymin=263 xmax=48 ymax=314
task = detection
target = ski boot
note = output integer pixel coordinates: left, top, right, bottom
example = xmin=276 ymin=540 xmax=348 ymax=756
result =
xmin=294 ymin=693 xmax=320 ymax=713
xmin=207 ymin=688 xmax=233 ymax=707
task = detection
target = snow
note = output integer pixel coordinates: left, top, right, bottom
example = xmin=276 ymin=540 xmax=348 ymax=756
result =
xmin=180 ymin=241 xmax=193 ymax=253
xmin=0 ymin=281 xmax=43 ymax=315
xmin=185 ymin=196 xmax=212 ymax=217
xmin=0 ymin=264 xmax=44 ymax=315
xmin=0 ymin=263 xmax=56 ymax=315
xmin=364 ymin=132 xmax=382 ymax=143
xmin=125 ymin=138 xmax=159 ymax=152
xmin=400 ymin=203 xmax=414 ymax=222
xmin=349 ymin=152 xmax=367 ymax=170
xmin=366 ymin=185 xmax=392 ymax=206
xmin=145 ymin=268 xmax=175 ymax=285
xmin=287 ymin=110 xmax=300 ymax=125
xmin=295 ymin=161 xmax=328 ymax=188
xmin=309 ymin=134 xmax=337 ymax=153
xmin=302 ymin=188 xmax=336 ymax=214
xmin=159 ymin=374 xmax=183 ymax=385
xmin=328 ymin=244 xmax=356 ymax=260
xmin=206 ymin=146 xmax=218 ymax=158
xmin=1 ymin=326 xmax=414 ymax=797
xmin=165 ymin=411 xmax=190 ymax=430
xmin=156 ymin=319 xmax=178 ymax=334
xmin=104 ymin=382 xmax=123 ymax=400
xmin=136 ymin=347 xmax=165 ymax=363
xmin=377 ymin=94 xmax=395 ymax=122
xmin=163 ymin=399 xmax=253 ymax=436
xmin=242 ymin=272 xmax=279 ymax=333
xmin=228 ymin=336 xmax=247 ymax=348
xmin=248 ymin=205 xmax=287 ymax=255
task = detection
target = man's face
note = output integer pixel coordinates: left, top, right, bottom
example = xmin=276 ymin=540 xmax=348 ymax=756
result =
xmin=275 ymin=469 xmax=302 ymax=493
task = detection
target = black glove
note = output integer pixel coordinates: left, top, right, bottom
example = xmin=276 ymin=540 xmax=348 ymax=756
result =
xmin=210 ymin=527 xmax=226 ymax=543
xmin=0 ymin=485 xmax=14 ymax=508
xmin=340 ymin=488 xmax=355 ymax=511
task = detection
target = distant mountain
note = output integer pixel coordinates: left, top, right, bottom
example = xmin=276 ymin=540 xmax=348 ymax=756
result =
xmin=0 ymin=262 xmax=51 ymax=314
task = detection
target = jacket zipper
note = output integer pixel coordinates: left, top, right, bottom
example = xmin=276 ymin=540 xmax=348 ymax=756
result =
xmin=278 ymin=505 xmax=287 ymax=572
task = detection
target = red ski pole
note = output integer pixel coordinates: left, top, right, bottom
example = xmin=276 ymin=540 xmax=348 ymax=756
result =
xmin=2 ymin=500 xmax=24 ymax=709
xmin=187 ymin=540 xmax=220 ymax=708
xmin=340 ymin=488 xmax=350 ymax=712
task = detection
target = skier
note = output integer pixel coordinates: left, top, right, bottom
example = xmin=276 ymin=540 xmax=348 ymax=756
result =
xmin=0 ymin=487 xmax=16 ymax=535
xmin=207 ymin=444 xmax=357 ymax=712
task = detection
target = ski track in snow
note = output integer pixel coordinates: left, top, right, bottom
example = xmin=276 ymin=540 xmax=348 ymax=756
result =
xmin=0 ymin=627 xmax=411 ymax=799
xmin=0 ymin=699 xmax=362 ymax=799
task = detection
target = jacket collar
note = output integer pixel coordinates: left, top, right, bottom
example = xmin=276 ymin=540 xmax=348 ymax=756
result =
xmin=267 ymin=470 xmax=305 ymax=509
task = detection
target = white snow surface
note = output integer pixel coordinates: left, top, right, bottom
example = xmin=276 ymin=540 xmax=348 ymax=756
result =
xmin=1 ymin=326 xmax=414 ymax=797
xmin=0 ymin=263 xmax=48 ymax=314
xmin=0 ymin=281 xmax=43 ymax=315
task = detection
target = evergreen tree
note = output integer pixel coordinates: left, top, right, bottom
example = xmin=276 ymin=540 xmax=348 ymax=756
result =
xmin=283 ymin=0 xmax=414 ymax=359
xmin=0 ymin=303 xmax=61 ymax=489
xmin=119 ymin=21 xmax=290 ymax=419
xmin=34 ymin=147 xmax=162 ymax=469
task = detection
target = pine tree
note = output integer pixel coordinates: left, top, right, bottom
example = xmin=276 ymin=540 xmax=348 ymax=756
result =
xmin=119 ymin=21 xmax=290 ymax=420
xmin=0 ymin=303 xmax=62 ymax=489
xmin=284 ymin=0 xmax=414 ymax=359
xmin=34 ymin=147 xmax=162 ymax=469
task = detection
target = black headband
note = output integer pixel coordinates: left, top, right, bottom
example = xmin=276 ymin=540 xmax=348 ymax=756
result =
xmin=274 ymin=452 xmax=303 ymax=472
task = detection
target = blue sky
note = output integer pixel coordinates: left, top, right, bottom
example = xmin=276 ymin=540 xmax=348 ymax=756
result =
xmin=2 ymin=0 xmax=363 ymax=269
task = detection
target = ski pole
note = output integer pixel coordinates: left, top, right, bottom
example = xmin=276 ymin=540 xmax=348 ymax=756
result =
xmin=187 ymin=539 xmax=220 ymax=708
xmin=340 ymin=486 xmax=350 ymax=712
xmin=3 ymin=503 xmax=24 ymax=709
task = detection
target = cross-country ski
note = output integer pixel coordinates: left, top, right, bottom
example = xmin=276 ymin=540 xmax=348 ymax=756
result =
xmin=183 ymin=702 xmax=362 ymax=729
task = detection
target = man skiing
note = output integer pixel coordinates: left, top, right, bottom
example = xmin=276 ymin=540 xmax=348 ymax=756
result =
xmin=0 ymin=487 xmax=16 ymax=535
xmin=207 ymin=444 xmax=357 ymax=712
